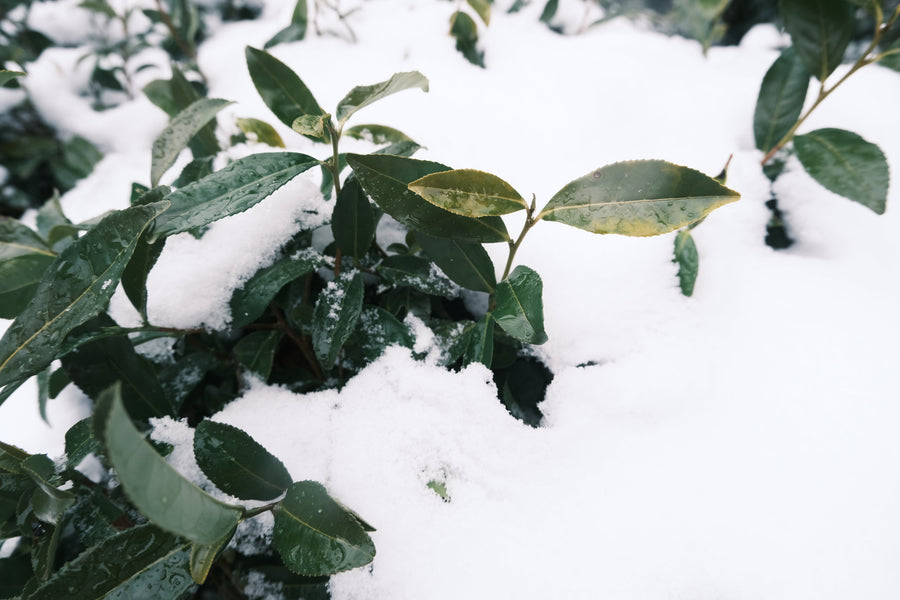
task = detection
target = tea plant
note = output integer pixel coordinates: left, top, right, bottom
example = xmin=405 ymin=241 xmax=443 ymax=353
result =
xmin=0 ymin=36 xmax=739 ymax=597
xmin=448 ymin=0 xmax=492 ymax=67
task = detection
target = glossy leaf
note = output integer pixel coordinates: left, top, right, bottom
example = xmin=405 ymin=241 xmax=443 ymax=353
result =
xmin=97 ymin=384 xmax=243 ymax=544
xmin=417 ymin=232 xmax=496 ymax=293
xmin=121 ymin=234 xmax=165 ymax=322
xmin=344 ymin=124 xmax=414 ymax=145
xmin=353 ymin=306 xmax=414 ymax=363
xmin=538 ymin=160 xmax=739 ymax=236
xmin=273 ymin=481 xmax=375 ymax=576
xmin=292 ymin=113 xmax=330 ymax=139
xmin=493 ymin=266 xmax=548 ymax=344
xmin=22 ymin=455 xmax=74 ymax=524
xmin=236 ymin=117 xmax=286 ymax=147
xmin=194 ymin=419 xmax=293 ymax=502
xmin=230 ymin=248 xmax=324 ymax=329
xmin=62 ymin=315 xmax=171 ymax=419
xmin=312 ymin=272 xmax=364 ymax=368
xmin=26 ymin=524 xmax=193 ymax=600
xmin=35 ymin=192 xmax=70 ymax=240
xmin=378 ymin=255 xmax=457 ymax=296
xmin=0 ymin=202 xmax=168 ymax=390
xmin=335 ymin=71 xmax=428 ymax=126
xmin=0 ymin=440 xmax=28 ymax=473
xmin=753 ymin=47 xmax=810 ymax=153
xmin=151 ymin=98 xmax=233 ymax=187
xmin=468 ymin=0 xmax=491 ymax=24
xmin=462 ymin=315 xmax=493 ymax=367
xmin=265 ymin=0 xmax=308 ymax=48
xmin=372 ymin=139 xmax=422 ymax=158
xmin=673 ymin=229 xmax=699 ymax=297
xmin=332 ymin=178 xmax=376 ymax=260
xmin=347 ymin=154 xmax=509 ymax=243
xmin=245 ymin=46 xmax=325 ymax=130
xmin=794 ymin=128 xmax=890 ymax=214
xmin=0 ymin=219 xmax=56 ymax=319
xmin=233 ymin=330 xmax=282 ymax=380
xmin=779 ymin=0 xmax=855 ymax=81
xmin=168 ymin=67 xmax=221 ymax=157
xmin=151 ymin=152 xmax=319 ymax=240
xmin=64 ymin=418 xmax=98 ymax=469
xmin=190 ymin=524 xmax=236 ymax=584
xmin=409 ymin=169 xmax=527 ymax=217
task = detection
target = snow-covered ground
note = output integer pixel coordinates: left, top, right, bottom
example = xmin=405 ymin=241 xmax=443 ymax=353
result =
xmin=3 ymin=0 xmax=900 ymax=598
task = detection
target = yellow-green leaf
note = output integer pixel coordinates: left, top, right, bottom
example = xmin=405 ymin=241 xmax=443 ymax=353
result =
xmin=409 ymin=169 xmax=527 ymax=217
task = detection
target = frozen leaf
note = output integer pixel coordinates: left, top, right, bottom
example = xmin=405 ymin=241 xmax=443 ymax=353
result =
xmin=233 ymin=330 xmax=282 ymax=380
xmin=417 ymin=233 xmax=496 ymax=293
xmin=462 ymin=315 xmax=494 ymax=367
xmin=378 ymin=255 xmax=457 ymax=296
xmin=312 ymin=272 xmax=364 ymax=368
xmin=493 ymin=266 xmax=548 ymax=344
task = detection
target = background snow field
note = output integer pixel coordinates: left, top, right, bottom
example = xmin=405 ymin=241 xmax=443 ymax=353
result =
xmin=3 ymin=0 xmax=900 ymax=598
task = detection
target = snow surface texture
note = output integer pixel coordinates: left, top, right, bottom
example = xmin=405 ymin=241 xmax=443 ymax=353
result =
xmin=3 ymin=0 xmax=900 ymax=598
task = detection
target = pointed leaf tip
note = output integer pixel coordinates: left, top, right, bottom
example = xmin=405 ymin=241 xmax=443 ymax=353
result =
xmin=409 ymin=169 xmax=527 ymax=217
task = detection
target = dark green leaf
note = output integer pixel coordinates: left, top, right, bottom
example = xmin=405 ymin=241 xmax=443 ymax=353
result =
xmin=312 ymin=272 xmax=364 ymax=368
xmin=265 ymin=0 xmax=308 ymax=48
xmin=168 ymin=67 xmax=221 ymax=158
xmin=409 ymin=169 xmax=528 ymax=217
xmin=31 ymin=521 xmax=60 ymax=582
xmin=0 ymin=219 xmax=56 ymax=319
xmin=22 ymin=455 xmax=74 ymax=525
xmin=372 ymin=140 xmax=422 ymax=158
xmin=37 ymin=367 xmax=49 ymax=423
xmin=97 ymin=384 xmax=243 ymax=543
xmin=151 ymin=152 xmax=319 ymax=240
xmin=194 ymin=420 xmax=292 ymax=501
xmin=234 ymin=566 xmax=329 ymax=600
xmin=493 ymin=266 xmax=548 ymax=344
xmin=794 ymin=128 xmax=890 ymax=214
xmin=540 ymin=0 xmax=559 ymax=23
xmin=121 ymin=235 xmax=165 ymax=323
xmin=450 ymin=11 xmax=485 ymax=68
xmin=332 ymin=178 xmax=376 ymax=260
xmin=68 ymin=488 xmax=125 ymax=547
xmin=343 ymin=124 xmax=415 ymax=145
xmin=877 ymin=39 xmax=900 ymax=72
xmin=0 ymin=554 xmax=32 ymax=597
xmin=427 ymin=319 xmax=471 ymax=366
xmin=779 ymin=0 xmax=855 ymax=80
xmin=462 ymin=314 xmax=493 ymax=367
xmin=35 ymin=192 xmax=71 ymax=240
xmin=753 ymin=47 xmax=810 ymax=153
xmin=673 ymin=229 xmax=699 ymax=297
xmin=377 ymin=255 xmax=457 ymax=296
xmin=539 ymin=160 xmax=739 ymax=236
xmin=245 ymin=46 xmax=325 ymax=130
xmin=65 ymin=418 xmax=98 ymax=470
xmin=273 ymin=481 xmax=375 ymax=576
xmin=230 ymin=249 xmax=325 ymax=329
xmin=0 ymin=440 xmax=29 ymax=473
xmin=353 ymin=306 xmax=413 ymax=363
xmin=335 ymin=72 xmax=428 ymax=126
xmin=0 ymin=202 xmax=169 ymax=390
xmin=417 ymin=233 xmax=496 ymax=293
xmin=62 ymin=314 xmax=171 ymax=420
xmin=0 ymin=70 xmax=25 ymax=87
xmin=151 ymin=98 xmax=234 ymax=187
xmin=347 ymin=154 xmax=509 ymax=243
xmin=189 ymin=524 xmax=236 ymax=584
xmin=233 ymin=330 xmax=281 ymax=380
xmin=26 ymin=524 xmax=193 ymax=600
xmin=236 ymin=117 xmax=286 ymax=147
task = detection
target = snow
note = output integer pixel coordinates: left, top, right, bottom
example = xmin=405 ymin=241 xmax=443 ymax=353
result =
xmin=3 ymin=0 xmax=900 ymax=598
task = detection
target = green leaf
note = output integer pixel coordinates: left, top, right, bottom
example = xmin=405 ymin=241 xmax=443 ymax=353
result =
xmin=273 ymin=481 xmax=375 ymax=576
xmin=0 ymin=70 xmax=25 ymax=87
xmin=292 ymin=113 xmax=330 ymax=139
xmin=377 ymin=255 xmax=457 ymax=296
xmin=236 ymin=117 xmax=286 ymax=147
xmin=462 ymin=315 xmax=493 ymax=367
xmin=409 ymin=169 xmax=528 ymax=217
xmin=61 ymin=314 xmax=171 ymax=419
xmin=64 ymin=418 xmax=99 ymax=470
xmin=493 ymin=266 xmax=548 ymax=344
xmin=36 ymin=192 xmax=72 ymax=243
xmin=372 ymin=140 xmax=422 ymax=158
xmin=779 ymin=0 xmax=855 ymax=81
xmin=97 ymin=384 xmax=243 ymax=544
xmin=0 ymin=440 xmax=29 ymax=473
xmin=450 ymin=11 xmax=485 ymax=68
xmin=794 ymin=128 xmax=890 ymax=214
xmin=312 ymin=272 xmax=364 ymax=368
xmin=347 ymin=154 xmax=509 ymax=243
xmin=538 ymin=160 xmax=739 ymax=236
xmin=417 ymin=233 xmax=496 ymax=293
xmin=335 ymin=71 xmax=428 ymax=126
xmin=753 ymin=47 xmax=810 ymax=153
xmin=151 ymin=152 xmax=319 ymax=240
xmin=344 ymin=124 xmax=415 ymax=145
xmin=0 ymin=202 xmax=168 ymax=391
xmin=332 ymin=178 xmax=376 ymax=260
xmin=467 ymin=0 xmax=491 ymax=24
xmin=245 ymin=46 xmax=325 ymax=131
xmin=79 ymin=0 xmax=117 ymax=17
xmin=22 ymin=455 xmax=74 ymax=525
xmin=233 ymin=330 xmax=281 ymax=380
xmin=673 ymin=229 xmax=699 ymax=297
xmin=151 ymin=98 xmax=233 ymax=187
xmin=26 ymin=524 xmax=193 ymax=600
xmin=0 ymin=219 xmax=56 ymax=319
xmin=121 ymin=235 xmax=165 ymax=323
xmin=265 ymin=0 xmax=308 ymax=48
xmin=190 ymin=523 xmax=236 ymax=584
xmin=194 ymin=420 xmax=293 ymax=502
xmin=165 ymin=67 xmax=221 ymax=158
xmin=230 ymin=249 xmax=325 ymax=329
xmin=31 ymin=521 xmax=61 ymax=582
xmin=540 ymin=0 xmax=559 ymax=23
xmin=877 ymin=39 xmax=900 ymax=72
xmin=353 ymin=306 xmax=414 ymax=363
